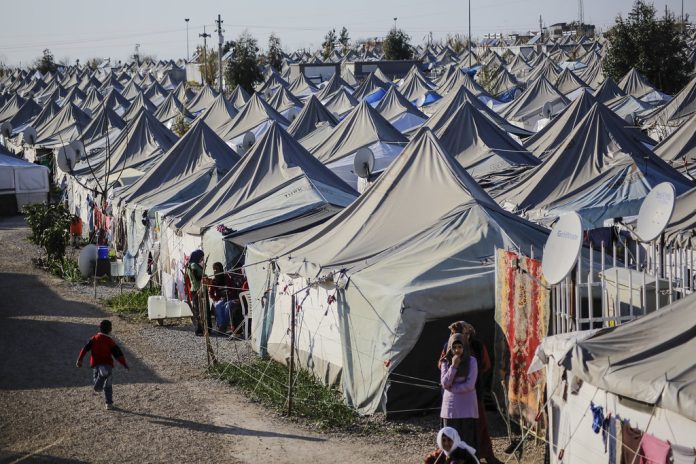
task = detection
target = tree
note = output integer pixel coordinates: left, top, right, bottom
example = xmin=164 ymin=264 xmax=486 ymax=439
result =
xmin=267 ymin=33 xmax=283 ymax=71
xmin=197 ymin=46 xmax=218 ymax=86
xmin=604 ymin=0 xmax=691 ymax=95
xmin=383 ymin=28 xmax=413 ymax=60
xmin=34 ymin=48 xmax=56 ymax=74
xmin=222 ymin=40 xmax=236 ymax=56
xmin=85 ymin=57 xmax=104 ymax=70
xmin=338 ymin=27 xmax=351 ymax=53
xmin=322 ymin=29 xmax=337 ymax=60
xmin=224 ymin=31 xmax=263 ymax=94
xmin=476 ymin=63 xmax=500 ymax=95
xmin=172 ymin=111 xmax=190 ymax=137
xmin=447 ymin=34 xmax=467 ymax=54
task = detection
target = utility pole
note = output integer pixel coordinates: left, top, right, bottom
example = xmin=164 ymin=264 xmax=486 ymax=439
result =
xmin=215 ymin=14 xmax=224 ymax=93
xmin=539 ymin=15 xmax=543 ymax=40
xmin=185 ymin=18 xmax=190 ymax=61
xmin=468 ymin=0 xmax=472 ymax=67
xmin=393 ymin=17 xmax=398 ymax=30
xmin=199 ymin=26 xmax=211 ymax=85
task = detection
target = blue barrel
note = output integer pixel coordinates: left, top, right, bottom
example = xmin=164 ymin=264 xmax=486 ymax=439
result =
xmin=97 ymin=246 xmax=109 ymax=260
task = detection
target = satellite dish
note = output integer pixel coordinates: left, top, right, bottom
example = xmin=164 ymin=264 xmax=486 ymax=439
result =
xmin=22 ymin=126 xmax=37 ymax=146
xmin=242 ymin=131 xmax=256 ymax=149
xmin=542 ymin=101 xmax=553 ymax=118
xmin=541 ymin=212 xmax=583 ymax=285
xmin=623 ymin=113 xmax=635 ymax=125
xmin=69 ymin=140 xmax=85 ymax=161
xmin=0 ymin=122 xmax=12 ymax=138
xmin=78 ymin=244 xmax=98 ymax=277
xmin=286 ymin=107 xmax=300 ymax=122
xmin=635 ymin=182 xmax=676 ymax=242
xmin=353 ymin=147 xmax=375 ymax=179
xmin=56 ymin=145 xmax=77 ymax=172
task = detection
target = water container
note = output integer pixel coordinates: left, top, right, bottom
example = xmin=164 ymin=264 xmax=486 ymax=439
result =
xmin=97 ymin=245 xmax=109 ymax=260
xmin=165 ymin=299 xmax=183 ymax=318
xmin=147 ymin=296 xmax=167 ymax=320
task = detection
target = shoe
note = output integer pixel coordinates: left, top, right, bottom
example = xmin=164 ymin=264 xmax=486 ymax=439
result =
xmin=105 ymin=403 xmax=114 ymax=410
xmin=195 ymin=330 xmax=204 ymax=336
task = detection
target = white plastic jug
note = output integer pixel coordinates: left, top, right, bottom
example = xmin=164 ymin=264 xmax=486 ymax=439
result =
xmin=147 ymin=296 xmax=167 ymax=320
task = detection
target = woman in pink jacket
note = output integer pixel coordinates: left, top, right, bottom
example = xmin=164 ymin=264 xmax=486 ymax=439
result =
xmin=440 ymin=333 xmax=479 ymax=455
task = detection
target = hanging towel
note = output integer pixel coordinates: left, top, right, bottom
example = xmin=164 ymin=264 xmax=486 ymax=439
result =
xmin=591 ymin=403 xmax=604 ymax=433
xmin=621 ymin=425 xmax=643 ymax=464
xmin=671 ymin=444 xmax=696 ymax=464
xmin=640 ymin=433 xmax=669 ymax=464
xmin=608 ymin=417 xmax=621 ymax=464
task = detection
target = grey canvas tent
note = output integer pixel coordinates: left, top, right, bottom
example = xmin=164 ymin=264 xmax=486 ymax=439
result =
xmin=78 ymin=103 xmax=125 ymax=146
xmin=187 ymin=85 xmax=218 ymax=115
xmin=523 ymin=89 xmax=597 ymax=159
xmin=640 ymin=75 xmax=696 ymax=136
xmin=593 ymin=77 xmax=626 ymax=104
xmin=34 ymin=102 xmax=92 ymax=147
xmin=498 ymin=103 xmax=694 ymax=227
xmin=422 ymin=84 xmax=532 ymax=137
xmin=663 ymin=187 xmax=696 ymax=247
xmin=116 ymin=119 xmax=240 ymax=211
xmin=246 ymin=128 xmax=550 ymax=414
xmin=153 ymin=92 xmax=193 ymax=127
xmin=287 ymin=95 xmax=338 ymax=140
xmin=320 ymin=87 xmax=358 ymax=120
xmin=351 ymin=72 xmax=391 ymax=101
xmin=228 ymin=85 xmax=250 ymax=110
xmin=121 ymin=92 xmax=156 ymax=122
xmin=195 ymin=93 xmax=238 ymax=136
xmin=169 ymin=122 xmax=357 ymax=244
xmin=498 ymin=76 xmax=569 ymax=131
xmin=71 ymin=108 xmax=177 ymax=179
xmin=287 ymin=73 xmax=318 ymax=98
xmin=654 ymin=113 xmax=696 ymax=178
xmin=375 ymin=85 xmax=427 ymax=133
xmin=434 ymin=102 xmax=539 ymax=190
xmin=618 ymin=67 xmax=658 ymax=98
xmin=315 ymin=74 xmax=354 ymax=101
xmin=546 ymin=292 xmax=696 ymax=420
xmin=219 ymin=93 xmax=290 ymax=146
xmin=310 ymin=100 xmax=408 ymax=189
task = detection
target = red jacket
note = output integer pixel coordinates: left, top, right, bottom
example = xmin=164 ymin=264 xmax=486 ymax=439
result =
xmin=77 ymin=333 xmax=128 ymax=368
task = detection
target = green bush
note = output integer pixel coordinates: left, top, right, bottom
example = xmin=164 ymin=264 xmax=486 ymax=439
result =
xmin=105 ymin=287 xmax=161 ymax=318
xmin=23 ymin=202 xmax=72 ymax=260
xmin=210 ymin=359 xmax=358 ymax=430
xmin=47 ymin=256 xmax=86 ymax=283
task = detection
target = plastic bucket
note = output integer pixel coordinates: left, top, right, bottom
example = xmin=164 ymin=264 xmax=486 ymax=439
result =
xmin=97 ymin=246 xmax=109 ymax=260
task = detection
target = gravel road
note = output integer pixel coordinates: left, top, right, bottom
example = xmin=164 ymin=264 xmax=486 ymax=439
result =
xmin=0 ymin=215 xmax=544 ymax=463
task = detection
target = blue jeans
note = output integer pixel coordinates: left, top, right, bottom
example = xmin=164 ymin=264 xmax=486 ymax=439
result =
xmin=214 ymin=300 xmax=230 ymax=330
xmin=93 ymin=365 xmax=113 ymax=405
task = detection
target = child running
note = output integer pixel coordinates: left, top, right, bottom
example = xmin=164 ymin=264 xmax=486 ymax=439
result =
xmin=76 ymin=320 xmax=129 ymax=410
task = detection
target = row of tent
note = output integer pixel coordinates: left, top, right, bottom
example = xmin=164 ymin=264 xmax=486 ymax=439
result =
xmin=1 ymin=37 xmax=695 ymax=418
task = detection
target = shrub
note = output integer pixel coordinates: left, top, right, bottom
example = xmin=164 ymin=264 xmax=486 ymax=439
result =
xmin=210 ymin=359 xmax=358 ymax=430
xmin=23 ymin=202 xmax=72 ymax=260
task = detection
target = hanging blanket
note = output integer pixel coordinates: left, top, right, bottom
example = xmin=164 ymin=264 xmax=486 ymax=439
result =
xmin=495 ymin=249 xmax=550 ymax=424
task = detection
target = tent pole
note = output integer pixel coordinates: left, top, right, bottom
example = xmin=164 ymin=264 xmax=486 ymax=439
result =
xmin=287 ymin=292 xmax=296 ymax=416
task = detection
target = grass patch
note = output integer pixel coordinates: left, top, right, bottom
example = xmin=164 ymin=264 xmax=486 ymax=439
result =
xmin=105 ymin=287 xmax=161 ymax=319
xmin=33 ymin=256 xmax=87 ymax=283
xmin=210 ymin=359 xmax=359 ymax=430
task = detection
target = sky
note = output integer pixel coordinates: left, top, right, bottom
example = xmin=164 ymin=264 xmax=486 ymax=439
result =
xmin=0 ymin=0 xmax=692 ymax=66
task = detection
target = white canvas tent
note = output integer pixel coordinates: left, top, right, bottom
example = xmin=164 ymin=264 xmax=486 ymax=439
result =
xmin=530 ymin=293 xmax=696 ymax=463
xmin=246 ymin=129 xmax=549 ymax=414
xmin=0 ymin=151 xmax=49 ymax=213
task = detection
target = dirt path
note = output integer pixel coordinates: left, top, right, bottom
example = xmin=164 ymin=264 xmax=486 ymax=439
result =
xmin=0 ymin=216 xmax=406 ymax=463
